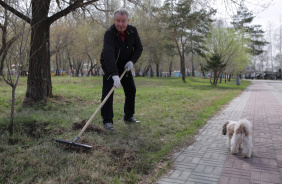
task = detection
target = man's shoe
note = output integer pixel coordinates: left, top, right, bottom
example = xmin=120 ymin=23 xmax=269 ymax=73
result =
xmin=124 ymin=117 xmax=140 ymax=123
xmin=104 ymin=122 xmax=114 ymax=131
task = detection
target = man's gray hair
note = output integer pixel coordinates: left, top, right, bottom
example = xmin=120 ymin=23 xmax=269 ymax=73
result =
xmin=114 ymin=8 xmax=129 ymax=18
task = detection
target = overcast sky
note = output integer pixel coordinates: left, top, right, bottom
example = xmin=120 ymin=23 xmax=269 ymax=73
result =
xmin=252 ymin=0 xmax=282 ymax=31
xmin=215 ymin=0 xmax=281 ymax=31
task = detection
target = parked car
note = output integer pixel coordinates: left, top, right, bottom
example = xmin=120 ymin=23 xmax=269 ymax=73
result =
xmin=256 ymin=73 xmax=263 ymax=79
xmin=274 ymin=69 xmax=281 ymax=79
xmin=245 ymin=73 xmax=251 ymax=79
xmin=264 ymin=72 xmax=276 ymax=80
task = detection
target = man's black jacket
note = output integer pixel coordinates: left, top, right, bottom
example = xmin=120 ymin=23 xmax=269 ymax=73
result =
xmin=100 ymin=24 xmax=143 ymax=77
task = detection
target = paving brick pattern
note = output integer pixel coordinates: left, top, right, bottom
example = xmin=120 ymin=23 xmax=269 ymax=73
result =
xmin=157 ymin=81 xmax=282 ymax=184
xmin=220 ymin=81 xmax=282 ymax=184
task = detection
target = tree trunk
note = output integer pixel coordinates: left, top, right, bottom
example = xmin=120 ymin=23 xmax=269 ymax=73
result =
xmin=56 ymin=53 xmax=60 ymax=76
xmin=142 ymin=64 xmax=149 ymax=77
xmin=191 ymin=52 xmax=195 ymax=77
xmin=212 ymin=70 xmax=218 ymax=86
xmin=135 ymin=62 xmax=141 ymax=77
xmin=180 ymin=55 xmax=186 ymax=82
xmin=73 ymin=60 xmax=83 ymax=77
xmin=200 ymin=64 xmax=205 ymax=78
xmin=169 ymin=62 xmax=172 ymax=77
xmin=87 ymin=63 xmax=96 ymax=76
xmin=0 ymin=8 xmax=7 ymax=77
xmin=0 ymin=46 xmax=8 ymax=77
xmin=156 ymin=63 xmax=159 ymax=77
xmin=142 ymin=60 xmax=151 ymax=77
xmin=9 ymin=86 xmax=16 ymax=135
xmin=25 ymin=0 xmax=52 ymax=101
xmin=67 ymin=51 xmax=74 ymax=76
xmin=150 ymin=66 xmax=154 ymax=77
xmin=96 ymin=67 xmax=100 ymax=76
xmin=190 ymin=29 xmax=195 ymax=77
xmin=228 ymin=74 xmax=232 ymax=81
xmin=174 ymin=27 xmax=186 ymax=82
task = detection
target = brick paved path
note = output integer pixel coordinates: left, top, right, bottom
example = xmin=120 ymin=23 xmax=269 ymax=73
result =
xmin=157 ymin=81 xmax=282 ymax=184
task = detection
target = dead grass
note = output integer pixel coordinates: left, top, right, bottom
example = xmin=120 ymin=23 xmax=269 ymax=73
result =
xmin=71 ymin=119 xmax=108 ymax=134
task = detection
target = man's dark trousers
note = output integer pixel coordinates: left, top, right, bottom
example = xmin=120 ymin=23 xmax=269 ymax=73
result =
xmin=101 ymin=71 xmax=136 ymax=124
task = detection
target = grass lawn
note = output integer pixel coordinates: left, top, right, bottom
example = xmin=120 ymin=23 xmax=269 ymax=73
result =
xmin=0 ymin=76 xmax=251 ymax=183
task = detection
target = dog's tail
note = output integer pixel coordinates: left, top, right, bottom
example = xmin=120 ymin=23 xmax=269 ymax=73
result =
xmin=222 ymin=121 xmax=229 ymax=135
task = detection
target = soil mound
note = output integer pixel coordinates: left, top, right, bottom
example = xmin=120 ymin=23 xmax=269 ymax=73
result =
xmin=72 ymin=120 xmax=107 ymax=134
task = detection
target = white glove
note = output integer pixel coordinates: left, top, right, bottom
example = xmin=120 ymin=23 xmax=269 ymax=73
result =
xmin=124 ymin=61 xmax=133 ymax=71
xmin=112 ymin=75 xmax=121 ymax=88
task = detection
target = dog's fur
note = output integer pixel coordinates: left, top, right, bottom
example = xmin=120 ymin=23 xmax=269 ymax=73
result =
xmin=222 ymin=118 xmax=253 ymax=158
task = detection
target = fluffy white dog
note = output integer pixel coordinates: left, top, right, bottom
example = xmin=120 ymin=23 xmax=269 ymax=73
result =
xmin=222 ymin=118 xmax=253 ymax=158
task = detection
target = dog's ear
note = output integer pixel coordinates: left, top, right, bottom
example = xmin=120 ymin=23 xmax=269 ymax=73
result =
xmin=236 ymin=124 xmax=249 ymax=137
xmin=243 ymin=126 xmax=249 ymax=137
xmin=222 ymin=121 xmax=229 ymax=135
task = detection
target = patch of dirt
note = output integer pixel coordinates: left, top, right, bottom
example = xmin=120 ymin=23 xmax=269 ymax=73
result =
xmin=71 ymin=120 xmax=107 ymax=134
xmin=8 ymin=137 xmax=22 ymax=145
xmin=48 ymin=95 xmax=71 ymax=104
xmin=21 ymin=120 xmax=50 ymax=138
xmin=92 ymin=144 xmax=110 ymax=152
xmin=110 ymin=148 xmax=139 ymax=173
xmin=53 ymin=127 xmax=66 ymax=135
xmin=21 ymin=97 xmax=38 ymax=106
xmin=111 ymin=147 xmax=126 ymax=157
xmin=22 ymin=95 xmax=71 ymax=106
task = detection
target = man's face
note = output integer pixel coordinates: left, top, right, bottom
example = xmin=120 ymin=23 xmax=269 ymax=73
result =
xmin=114 ymin=13 xmax=129 ymax=33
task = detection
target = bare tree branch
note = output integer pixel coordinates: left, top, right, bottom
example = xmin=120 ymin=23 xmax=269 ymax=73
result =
xmin=56 ymin=0 xmax=62 ymax=10
xmin=92 ymin=3 xmax=109 ymax=12
xmin=127 ymin=0 xmax=158 ymax=19
xmin=0 ymin=36 xmax=18 ymax=56
xmin=48 ymin=0 xmax=99 ymax=25
xmin=0 ymin=0 xmax=31 ymax=24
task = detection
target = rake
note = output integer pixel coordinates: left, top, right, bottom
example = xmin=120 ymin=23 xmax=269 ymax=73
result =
xmin=56 ymin=68 xmax=127 ymax=149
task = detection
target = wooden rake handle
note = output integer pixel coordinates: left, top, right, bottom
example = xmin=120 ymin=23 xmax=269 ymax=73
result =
xmin=74 ymin=68 xmax=128 ymax=141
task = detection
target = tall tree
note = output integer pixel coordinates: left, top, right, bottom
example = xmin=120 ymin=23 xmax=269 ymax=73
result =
xmin=160 ymin=0 xmax=195 ymax=82
xmin=204 ymin=27 xmax=251 ymax=86
xmin=50 ymin=18 xmax=71 ymax=76
xmin=130 ymin=0 xmax=168 ymax=77
xmin=0 ymin=0 xmax=99 ymax=102
xmin=186 ymin=8 xmax=215 ymax=77
xmin=230 ymin=5 xmax=268 ymax=70
xmin=160 ymin=0 xmax=215 ymax=81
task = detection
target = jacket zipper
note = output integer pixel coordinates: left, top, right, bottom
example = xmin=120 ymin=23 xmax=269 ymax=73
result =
xmin=116 ymin=48 xmax=120 ymax=63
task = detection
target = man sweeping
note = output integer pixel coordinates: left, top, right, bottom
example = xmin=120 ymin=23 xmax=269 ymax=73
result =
xmin=100 ymin=8 xmax=143 ymax=131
